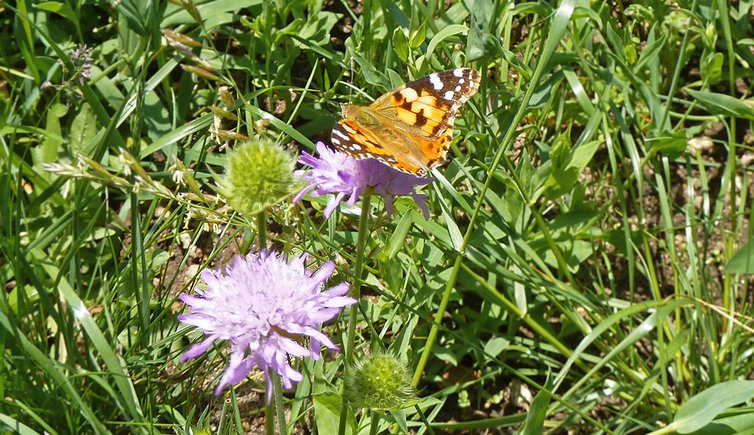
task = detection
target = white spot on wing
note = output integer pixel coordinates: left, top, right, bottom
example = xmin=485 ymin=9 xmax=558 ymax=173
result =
xmin=332 ymin=129 xmax=350 ymax=140
xmin=429 ymin=73 xmax=443 ymax=90
xmin=453 ymin=68 xmax=464 ymax=77
xmin=444 ymin=91 xmax=455 ymax=100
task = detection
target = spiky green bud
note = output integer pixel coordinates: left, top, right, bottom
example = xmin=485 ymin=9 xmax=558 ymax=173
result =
xmin=220 ymin=139 xmax=297 ymax=216
xmin=344 ymin=353 xmax=419 ymax=411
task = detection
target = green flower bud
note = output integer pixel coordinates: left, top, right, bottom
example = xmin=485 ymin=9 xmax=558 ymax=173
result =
xmin=344 ymin=353 xmax=419 ymax=411
xmin=220 ymin=139 xmax=297 ymax=216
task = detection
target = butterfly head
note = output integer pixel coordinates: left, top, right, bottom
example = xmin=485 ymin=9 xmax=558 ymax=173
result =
xmin=339 ymin=103 xmax=351 ymax=117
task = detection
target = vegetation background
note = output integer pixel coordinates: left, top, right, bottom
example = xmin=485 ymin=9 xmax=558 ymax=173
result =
xmin=3 ymin=0 xmax=754 ymax=433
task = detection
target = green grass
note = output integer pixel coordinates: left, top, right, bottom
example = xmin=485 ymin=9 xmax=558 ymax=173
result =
xmin=3 ymin=0 xmax=754 ymax=433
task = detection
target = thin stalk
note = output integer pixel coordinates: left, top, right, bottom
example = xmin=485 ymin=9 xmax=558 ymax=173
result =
xmin=369 ymin=411 xmax=380 ymax=435
xmin=273 ymin=373 xmax=288 ymax=434
xmin=257 ymin=210 xmax=267 ymax=249
xmin=411 ymin=253 xmax=463 ymax=386
xmin=266 ymin=397 xmax=275 ymax=435
xmin=338 ymin=193 xmax=372 ymax=435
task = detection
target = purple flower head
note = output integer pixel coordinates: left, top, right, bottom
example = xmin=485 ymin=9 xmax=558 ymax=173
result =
xmin=293 ymin=142 xmax=432 ymax=219
xmin=178 ymin=250 xmax=355 ymax=401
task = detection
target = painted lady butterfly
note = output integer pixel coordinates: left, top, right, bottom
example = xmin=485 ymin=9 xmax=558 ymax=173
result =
xmin=331 ymin=68 xmax=481 ymax=177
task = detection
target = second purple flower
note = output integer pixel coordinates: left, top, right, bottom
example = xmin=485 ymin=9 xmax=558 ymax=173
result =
xmin=294 ymin=142 xmax=432 ymax=219
xmin=178 ymin=250 xmax=355 ymax=401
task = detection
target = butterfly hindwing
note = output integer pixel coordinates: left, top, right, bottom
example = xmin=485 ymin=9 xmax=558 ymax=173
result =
xmin=332 ymin=119 xmax=430 ymax=175
xmin=331 ymin=119 xmax=398 ymax=163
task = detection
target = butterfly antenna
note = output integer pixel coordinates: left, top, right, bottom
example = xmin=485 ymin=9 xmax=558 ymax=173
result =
xmin=348 ymin=56 xmax=355 ymax=100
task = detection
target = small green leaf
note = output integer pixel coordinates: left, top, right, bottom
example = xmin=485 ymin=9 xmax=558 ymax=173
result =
xmin=409 ymin=21 xmax=426 ymax=49
xmin=392 ymin=28 xmax=409 ymax=61
xmin=389 ymin=409 xmax=408 ymax=433
xmin=483 ymin=337 xmax=509 ymax=357
xmin=700 ymin=52 xmax=724 ymax=84
xmin=541 ymin=131 xmax=576 ymax=199
xmin=624 ymin=44 xmax=637 ymax=65
xmin=569 ymin=140 xmax=600 ymax=171
xmin=549 ymin=131 xmax=572 ymax=168
xmin=647 ymin=130 xmax=687 ymax=159
xmin=70 ymin=103 xmax=98 ymax=155
xmin=727 ymin=238 xmax=754 ymax=274
xmin=605 ymin=22 xmax=625 ymax=58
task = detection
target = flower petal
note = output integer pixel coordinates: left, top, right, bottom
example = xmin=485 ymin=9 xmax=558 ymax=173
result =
xmin=215 ymin=351 xmax=254 ymax=395
xmin=310 ymin=261 xmax=335 ymax=286
xmin=293 ymin=183 xmax=316 ymax=204
xmin=180 ymin=335 xmax=218 ymax=361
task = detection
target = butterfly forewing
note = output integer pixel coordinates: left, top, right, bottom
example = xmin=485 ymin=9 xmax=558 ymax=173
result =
xmin=372 ymin=68 xmax=481 ymax=141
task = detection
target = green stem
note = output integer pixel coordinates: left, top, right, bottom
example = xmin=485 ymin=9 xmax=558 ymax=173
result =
xmin=411 ymin=254 xmax=462 ymax=387
xmin=369 ymin=410 xmax=380 ymax=435
xmin=338 ymin=193 xmax=372 ymax=435
xmin=273 ymin=373 xmax=288 ymax=434
xmin=257 ymin=210 xmax=267 ymax=249
xmin=265 ymin=397 xmax=275 ymax=435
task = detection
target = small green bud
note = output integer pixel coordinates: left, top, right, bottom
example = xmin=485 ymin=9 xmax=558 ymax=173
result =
xmin=220 ymin=139 xmax=297 ymax=216
xmin=344 ymin=353 xmax=419 ymax=411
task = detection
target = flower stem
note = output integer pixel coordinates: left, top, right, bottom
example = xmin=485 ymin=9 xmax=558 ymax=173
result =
xmin=259 ymin=209 xmax=273 ymax=434
xmin=265 ymin=398 xmax=274 ymax=435
xmin=369 ymin=410 xmax=380 ymax=435
xmin=338 ymin=193 xmax=372 ymax=435
xmin=346 ymin=192 xmax=371 ymax=364
xmin=263 ymin=374 xmax=288 ymax=435
xmin=273 ymin=373 xmax=287 ymax=434
xmin=257 ymin=210 xmax=267 ymax=249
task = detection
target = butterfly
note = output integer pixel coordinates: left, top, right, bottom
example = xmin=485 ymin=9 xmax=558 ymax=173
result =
xmin=331 ymin=68 xmax=481 ymax=177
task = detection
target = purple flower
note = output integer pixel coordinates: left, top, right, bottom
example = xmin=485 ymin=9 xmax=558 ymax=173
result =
xmin=178 ymin=250 xmax=355 ymax=400
xmin=293 ymin=142 xmax=432 ymax=219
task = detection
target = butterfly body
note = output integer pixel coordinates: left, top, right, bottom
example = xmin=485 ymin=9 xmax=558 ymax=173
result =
xmin=332 ymin=68 xmax=481 ymax=176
